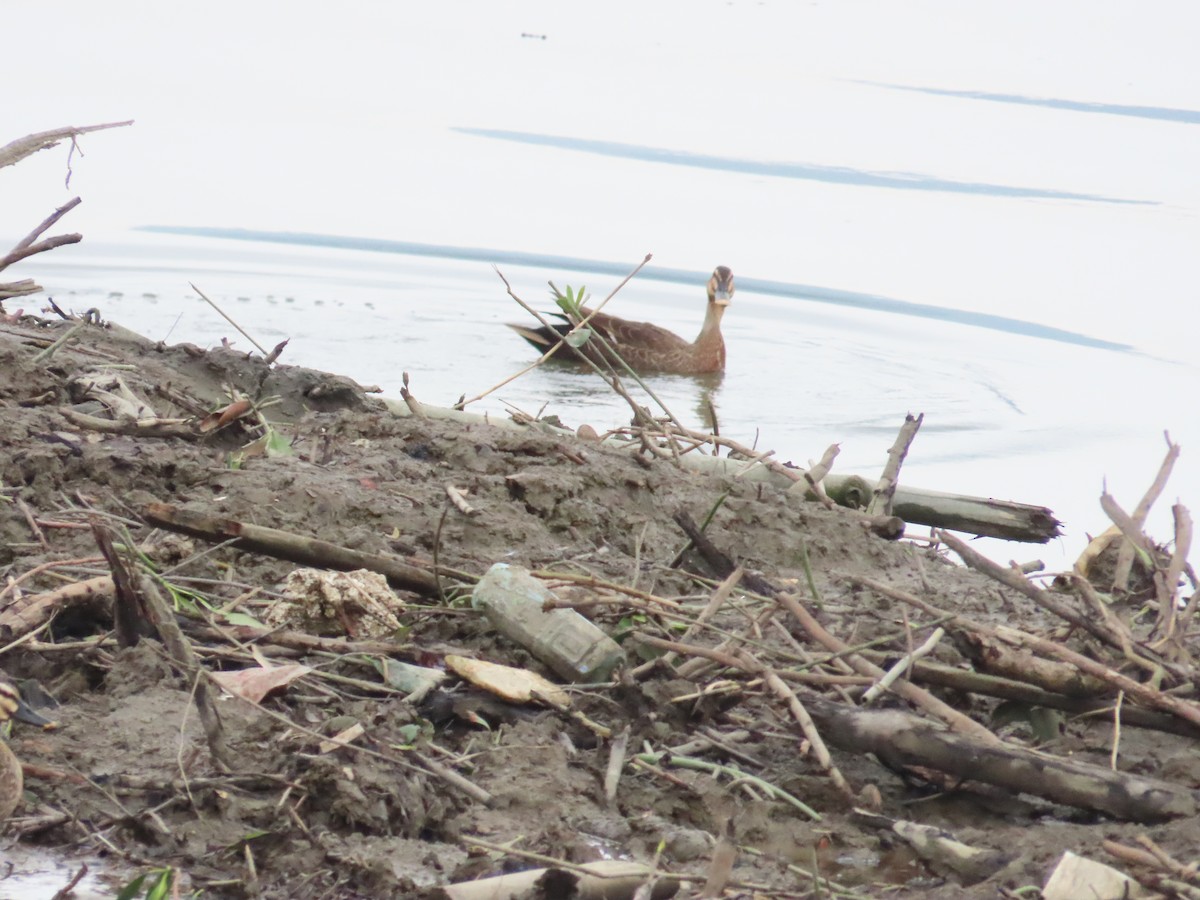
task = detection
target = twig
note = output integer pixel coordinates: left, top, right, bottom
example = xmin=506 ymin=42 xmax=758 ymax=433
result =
xmin=1111 ymin=432 xmax=1180 ymax=592
xmin=142 ymin=501 xmax=440 ymax=596
xmin=444 ymin=484 xmax=478 ymax=517
xmin=775 ymin=589 xmax=1001 ymax=744
xmin=458 ymin=254 xmax=652 ymax=408
xmin=31 ymin=320 xmax=87 ymax=363
xmin=190 ymin=282 xmax=269 ymax=356
xmin=868 ymin=413 xmax=923 ymax=516
xmin=861 ymin=627 xmax=945 ymax=704
xmin=0 ymin=198 xmax=84 ymax=273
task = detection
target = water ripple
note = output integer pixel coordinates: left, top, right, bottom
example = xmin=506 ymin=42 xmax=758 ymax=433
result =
xmin=454 ymin=127 xmax=1152 ymax=205
xmin=139 ymin=226 xmax=1133 ymax=352
xmin=858 ymin=81 xmax=1200 ymax=125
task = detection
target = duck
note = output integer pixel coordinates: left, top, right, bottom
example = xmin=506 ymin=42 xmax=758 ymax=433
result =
xmin=1 ymin=676 xmax=51 ymax=821
xmin=507 ymin=266 xmax=735 ymax=376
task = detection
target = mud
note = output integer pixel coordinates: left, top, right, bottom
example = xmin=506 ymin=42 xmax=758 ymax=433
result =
xmin=1 ymin=314 xmax=1197 ymax=898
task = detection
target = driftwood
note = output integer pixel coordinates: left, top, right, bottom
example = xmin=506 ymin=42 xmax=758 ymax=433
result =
xmin=142 ymin=502 xmax=440 ymax=597
xmin=382 ymin=398 xmax=1061 ymax=543
xmin=868 ymin=412 xmax=923 ymax=516
xmin=892 ymin=657 xmax=1200 ymax=739
xmin=0 ymin=575 xmax=114 ymax=639
xmin=0 ymin=121 xmax=134 ymax=172
xmin=805 ymin=696 xmax=1196 ymax=822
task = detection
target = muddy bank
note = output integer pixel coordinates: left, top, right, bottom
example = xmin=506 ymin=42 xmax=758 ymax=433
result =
xmin=0 ymin=314 xmax=1197 ymax=899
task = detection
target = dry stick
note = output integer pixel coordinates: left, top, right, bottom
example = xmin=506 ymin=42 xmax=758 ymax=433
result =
xmin=852 ymin=649 xmax=1200 ymax=738
xmin=6 ymin=207 xmax=80 ymax=257
xmin=631 ymin=566 xmax=743 ymax=679
xmin=849 ymin=578 xmax=1200 ymax=739
xmin=991 ymin=624 xmax=1200 ymax=730
xmin=142 ymin=577 xmax=233 ymax=770
xmin=1112 ymin=431 xmax=1180 ymax=593
xmin=30 ymin=320 xmax=87 ymax=363
xmin=773 ymin=589 xmax=1000 ymax=743
xmin=937 ymin=528 xmax=1176 ymax=677
xmin=14 ymin=497 xmax=49 ymax=549
xmin=1157 ymin=503 xmax=1194 ymax=647
xmin=800 ymin=442 xmax=840 ymax=510
xmin=1172 ymin=504 xmax=1200 ymax=634
xmin=803 ymin=693 xmax=1195 ymax=822
xmin=60 ymin=408 xmax=199 ymax=439
xmin=636 ymin=638 xmax=848 ymax=807
xmin=93 ymin=525 xmax=231 ymax=765
xmin=142 ymin=502 xmax=440 ymax=596
xmin=867 ymin=413 xmax=923 ymax=516
xmin=748 ymin=656 xmax=854 ymax=803
xmin=1100 ymin=489 xmax=1174 ymax=609
xmin=850 ymin=568 xmax=1200 ymax=732
xmin=0 ymin=575 xmax=113 ymax=638
xmin=190 ymin=282 xmax=269 ymax=356
xmin=459 ymin=255 xmax=652 ymax=408
xmin=0 ymin=121 xmax=134 ymax=170
xmin=860 ymin=627 xmax=945 ymax=705
xmin=0 ymin=198 xmax=84 ymax=273
xmin=672 ymin=510 xmax=778 ymax=598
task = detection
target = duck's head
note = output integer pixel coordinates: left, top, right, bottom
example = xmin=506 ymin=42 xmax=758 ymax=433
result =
xmin=708 ymin=266 xmax=735 ymax=308
xmin=0 ymin=680 xmax=52 ymax=730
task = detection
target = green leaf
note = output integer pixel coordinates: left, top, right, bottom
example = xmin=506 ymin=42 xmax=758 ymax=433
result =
xmin=223 ymin=611 xmax=265 ymax=628
xmin=266 ymin=428 xmax=294 ymax=457
xmin=145 ymin=869 xmax=173 ymax=900
xmin=115 ymin=874 xmax=147 ymax=900
xmin=566 ymin=328 xmax=593 ymax=348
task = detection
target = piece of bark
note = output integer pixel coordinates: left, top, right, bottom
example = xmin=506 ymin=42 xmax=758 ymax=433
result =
xmin=142 ymin=502 xmax=440 ymax=597
xmin=92 ymin=522 xmax=154 ymax=646
xmin=0 ymin=576 xmax=114 ymax=640
xmin=672 ymin=510 xmax=777 ymax=597
xmin=952 ymin=631 xmax=1110 ymax=697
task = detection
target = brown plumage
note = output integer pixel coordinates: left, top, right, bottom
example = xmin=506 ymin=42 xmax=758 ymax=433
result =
xmin=1 ymin=676 xmax=51 ymax=820
xmin=507 ymin=266 xmax=734 ymax=376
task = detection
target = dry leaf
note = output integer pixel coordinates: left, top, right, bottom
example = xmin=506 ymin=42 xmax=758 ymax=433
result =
xmin=211 ymin=663 xmax=312 ymax=704
xmin=445 ymin=655 xmax=569 ymax=708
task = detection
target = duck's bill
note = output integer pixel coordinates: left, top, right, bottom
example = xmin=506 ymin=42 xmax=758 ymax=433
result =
xmin=11 ymin=696 xmax=53 ymax=727
xmin=712 ymin=291 xmax=732 ymax=306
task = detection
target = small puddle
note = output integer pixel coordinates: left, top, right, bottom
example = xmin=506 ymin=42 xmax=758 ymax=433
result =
xmin=0 ymin=845 xmax=127 ymax=900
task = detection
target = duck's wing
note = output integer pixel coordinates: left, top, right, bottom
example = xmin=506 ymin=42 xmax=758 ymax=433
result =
xmin=579 ymin=308 xmax=690 ymax=352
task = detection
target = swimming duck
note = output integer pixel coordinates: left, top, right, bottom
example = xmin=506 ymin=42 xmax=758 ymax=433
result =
xmin=1 ymin=676 xmax=50 ymax=821
xmin=507 ymin=266 xmax=735 ymax=376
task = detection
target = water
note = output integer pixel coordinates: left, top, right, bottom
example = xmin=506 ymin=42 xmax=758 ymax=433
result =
xmin=3 ymin=0 xmax=1199 ymax=566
